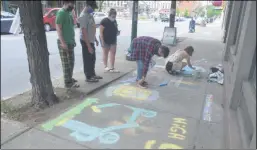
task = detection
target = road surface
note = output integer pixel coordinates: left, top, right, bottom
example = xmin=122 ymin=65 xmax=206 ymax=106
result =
xmin=1 ymin=19 xmax=190 ymax=99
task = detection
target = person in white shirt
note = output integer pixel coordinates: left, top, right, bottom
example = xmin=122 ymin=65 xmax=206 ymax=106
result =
xmin=165 ymin=46 xmax=195 ymax=75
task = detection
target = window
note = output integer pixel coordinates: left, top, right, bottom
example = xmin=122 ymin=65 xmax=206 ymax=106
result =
xmin=233 ymin=1 xmax=246 ymax=45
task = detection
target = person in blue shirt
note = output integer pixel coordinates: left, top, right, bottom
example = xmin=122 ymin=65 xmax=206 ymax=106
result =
xmin=189 ymin=17 xmax=195 ymax=33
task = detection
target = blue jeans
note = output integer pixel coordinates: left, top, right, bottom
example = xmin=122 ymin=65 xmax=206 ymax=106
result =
xmin=136 ymin=60 xmax=144 ymax=80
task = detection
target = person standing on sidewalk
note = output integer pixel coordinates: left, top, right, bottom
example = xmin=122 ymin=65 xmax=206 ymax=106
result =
xmin=56 ymin=1 xmax=79 ymax=88
xmin=99 ymin=8 xmax=120 ymax=73
xmin=126 ymin=36 xmax=170 ymax=88
xmin=78 ymin=1 xmax=103 ymax=83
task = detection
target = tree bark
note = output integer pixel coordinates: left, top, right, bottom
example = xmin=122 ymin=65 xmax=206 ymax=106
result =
xmin=169 ymin=0 xmax=176 ymax=28
xmin=18 ymin=1 xmax=58 ymax=109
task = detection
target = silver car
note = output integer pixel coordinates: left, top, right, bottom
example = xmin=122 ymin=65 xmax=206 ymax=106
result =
xmin=1 ymin=11 xmax=15 ymax=34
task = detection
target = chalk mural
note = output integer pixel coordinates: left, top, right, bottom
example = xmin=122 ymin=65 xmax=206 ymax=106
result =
xmin=203 ymin=94 xmax=213 ymax=122
xmin=41 ymin=98 xmax=157 ymax=145
xmin=144 ymin=117 xmax=188 ymax=149
xmin=105 ymin=83 xmax=159 ymax=101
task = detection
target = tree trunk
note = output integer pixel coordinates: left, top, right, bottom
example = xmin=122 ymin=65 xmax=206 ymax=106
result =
xmin=18 ymin=1 xmax=58 ymax=109
xmin=169 ymin=0 xmax=176 ymax=28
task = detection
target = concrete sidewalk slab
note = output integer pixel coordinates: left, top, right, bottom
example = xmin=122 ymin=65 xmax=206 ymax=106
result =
xmin=194 ymin=121 xmax=224 ymax=149
xmin=1 ymin=128 xmax=87 ymax=149
xmin=1 ymin=118 xmax=30 ymax=145
xmin=52 ymin=60 xmax=136 ymax=95
xmin=37 ymin=98 xmax=198 ymax=149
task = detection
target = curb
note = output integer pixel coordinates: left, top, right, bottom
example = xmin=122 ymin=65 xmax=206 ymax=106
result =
xmin=85 ymin=69 xmax=134 ymax=96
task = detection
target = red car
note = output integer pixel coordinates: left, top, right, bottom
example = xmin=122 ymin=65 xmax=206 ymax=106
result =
xmin=43 ymin=8 xmax=77 ymax=32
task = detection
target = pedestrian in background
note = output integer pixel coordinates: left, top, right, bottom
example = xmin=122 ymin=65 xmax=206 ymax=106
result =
xmin=56 ymin=1 xmax=79 ymax=88
xmin=78 ymin=1 xmax=103 ymax=83
xmin=99 ymin=8 xmax=120 ymax=73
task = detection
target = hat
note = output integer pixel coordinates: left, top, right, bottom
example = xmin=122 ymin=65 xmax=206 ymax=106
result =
xmin=86 ymin=0 xmax=98 ymax=9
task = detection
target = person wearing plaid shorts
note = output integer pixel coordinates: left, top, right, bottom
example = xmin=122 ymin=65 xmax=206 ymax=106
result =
xmin=55 ymin=1 xmax=79 ymax=88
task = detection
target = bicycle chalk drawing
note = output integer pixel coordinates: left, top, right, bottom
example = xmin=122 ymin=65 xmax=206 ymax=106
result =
xmin=41 ymin=98 xmax=157 ymax=145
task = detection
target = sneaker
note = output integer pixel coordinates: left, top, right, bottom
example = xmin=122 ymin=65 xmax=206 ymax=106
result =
xmin=86 ymin=78 xmax=99 ymax=83
xmin=104 ymin=67 xmax=110 ymax=72
xmin=109 ymin=68 xmax=120 ymax=73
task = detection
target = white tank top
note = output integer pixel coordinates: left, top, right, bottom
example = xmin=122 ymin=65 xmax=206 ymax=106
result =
xmin=165 ymin=50 xmax=184 ymax=65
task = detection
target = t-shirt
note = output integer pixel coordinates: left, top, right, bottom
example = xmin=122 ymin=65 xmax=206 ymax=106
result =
xmin=78 ymin=11 xmax=96 ymax=43
xmin=55 ymin=8 xmax=75 ymax=45
xmin=100 ymin=18 xmax=118 ymax=44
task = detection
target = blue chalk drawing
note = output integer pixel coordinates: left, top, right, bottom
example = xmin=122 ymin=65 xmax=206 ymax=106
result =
xmin=61 ymin=103 xmax=157 ymax=144
xmin=181 ymin=65 xmax=206 ymax=75
xmin=120 ymin=77 xmax=137 ymax=83
xmin=202 ymin=94 xmax=213 ymax=121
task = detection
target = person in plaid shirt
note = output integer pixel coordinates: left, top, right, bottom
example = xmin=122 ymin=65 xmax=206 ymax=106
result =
xmin=127 ymin=36 xmax=170 ymax=88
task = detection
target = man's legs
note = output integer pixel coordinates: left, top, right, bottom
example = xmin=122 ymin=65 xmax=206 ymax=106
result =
xmin=80 ymin=40 xmax=98 ymax=82
xmin=91 ymin=43 xmax=103 ymax=79
xmin=58 ymin=41 xmax=73 ymax=87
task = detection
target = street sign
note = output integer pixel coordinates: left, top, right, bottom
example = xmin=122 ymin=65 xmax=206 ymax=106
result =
xmin=162 ymin=27 xmax=177 ymax=46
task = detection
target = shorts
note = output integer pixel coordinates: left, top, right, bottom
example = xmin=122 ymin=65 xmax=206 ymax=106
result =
xmin=99 ymin=37 xmax=116 ymax=49
xmin=166 ymin=61 xmax=183 ymax=72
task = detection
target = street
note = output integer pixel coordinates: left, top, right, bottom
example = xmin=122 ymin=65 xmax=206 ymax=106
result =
xmin=1 ymin=19 xmax=190 ymax=99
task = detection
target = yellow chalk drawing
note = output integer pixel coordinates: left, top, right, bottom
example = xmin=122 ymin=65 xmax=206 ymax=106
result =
xmin=169 ymin=80 xmax=195 ymax=85
xmin=41 ymin=98 xmax=98 ymax=131
xmin=112 ymin=85 xmax=152 ymax=101
xmin=144 ymin=140 xmax=156 ymax=149
xmin=168 ymin=132 xmax=186 ymax=140
xmin=144 ymin=140 xmax=183 ymax=149
xmin=91 ymin=105 xmax=101 ymax=113
xmin=159 ymin=143 xmax=183 ymax=149
xmin=173 ymin=118 xmax=187 ymax=125
xmin=168 ymin=118 xmax=187 ymax=140
xmin=169 ymin=123 xmax=187 ymax=134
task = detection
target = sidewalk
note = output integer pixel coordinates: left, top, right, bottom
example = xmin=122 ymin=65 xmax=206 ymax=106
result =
xmin=1 ymin=25 xmax=225 ymax=149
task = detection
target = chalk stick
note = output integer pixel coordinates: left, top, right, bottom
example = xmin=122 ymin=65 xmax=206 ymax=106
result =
xmin=159 ymin=83 xmax=168 ymax=87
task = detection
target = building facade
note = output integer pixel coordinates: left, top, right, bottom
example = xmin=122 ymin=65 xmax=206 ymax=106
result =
xmin=222 ymin=1 xmax=256 ymax=149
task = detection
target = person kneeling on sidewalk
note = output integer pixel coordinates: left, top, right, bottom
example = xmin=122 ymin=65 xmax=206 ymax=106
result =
xmin=165 ymin=46 xmax=195 ymax=75
xmin=127 ymin=36 xmax=170 ymax=88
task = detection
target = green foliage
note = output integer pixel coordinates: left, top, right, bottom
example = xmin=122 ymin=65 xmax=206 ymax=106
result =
xmin=184 ymin=9 xmax=189 ymax=17
xmin=207 ymin=5 xmax=222 ymax=18
xmin=176 ymin=9 xmax=180 ymax=16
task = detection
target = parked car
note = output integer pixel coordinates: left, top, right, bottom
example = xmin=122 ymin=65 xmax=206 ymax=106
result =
xmin=1 ymin=11 xmax=15 ymax=34
xmin=160 ymin=15 xmax=169 ymax=22
xmin=93 ymin=12 xmax=107 ymax=25
xmin=43 ymin=8 xmax=77 ymax=32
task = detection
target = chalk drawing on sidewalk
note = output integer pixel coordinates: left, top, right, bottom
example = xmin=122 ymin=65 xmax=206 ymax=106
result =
xmin=105 ymin=83 xmax=159 ymax=101
xmin=120 ymin=77 xmax=137 ymax=83
xmin=144 ymin=117 xmax=187 ymax=149
xmin=202 ymin=94 xmax=213 ymax=122
xmin=41 ymin=98 xmax=157 ymax=145
xmin=144 ymin=140 xmax=183 ymax=149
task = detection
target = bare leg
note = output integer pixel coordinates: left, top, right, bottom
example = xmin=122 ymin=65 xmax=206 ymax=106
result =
xmin=181 ymin=62 xmax=188 ymax=70
xmin=109 ymin=45 xmax=117 ymax=69
xmin=102 ymin=47 xmax=109 ymax=68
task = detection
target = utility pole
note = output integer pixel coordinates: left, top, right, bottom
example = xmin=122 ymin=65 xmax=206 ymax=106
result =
xmin=131 ymin=0 xmax=139 ymax=42
xmin=169 ymin=0 xmax=176 ymax=28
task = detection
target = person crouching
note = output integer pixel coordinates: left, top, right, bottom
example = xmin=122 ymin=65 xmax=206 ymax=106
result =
xmin=127 ymin=36 xmax=170 ymax=88
xmin=165 ymin=46 xmax=195 ymax=75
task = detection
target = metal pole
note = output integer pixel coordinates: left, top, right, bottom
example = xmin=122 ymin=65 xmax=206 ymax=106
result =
xmin=169 ymin=0 xmax=176 ymax=28
xmin=131 ymin=0 xmax=139 ymax=42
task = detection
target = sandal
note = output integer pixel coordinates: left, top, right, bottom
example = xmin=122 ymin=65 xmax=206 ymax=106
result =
xmin=86 ymin=78 xmax=99 ymax=83
xmin=137 ymin=82 xmax=147 ymax=89
xmin=109 ymin=68 xmax=120 ymax=73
